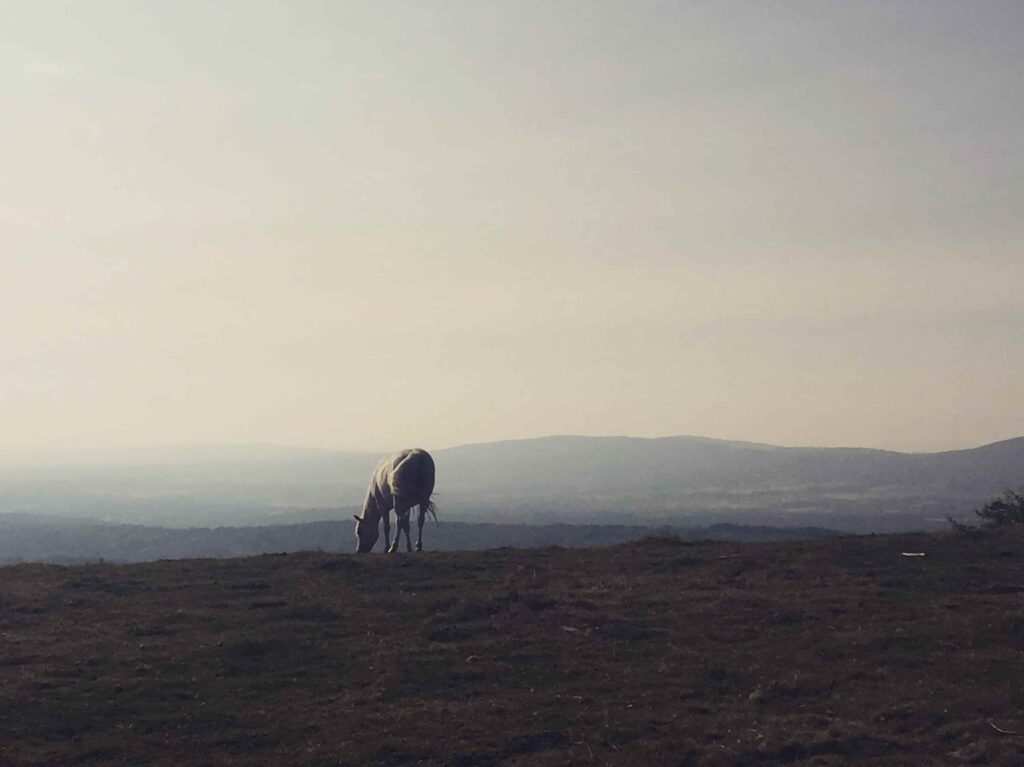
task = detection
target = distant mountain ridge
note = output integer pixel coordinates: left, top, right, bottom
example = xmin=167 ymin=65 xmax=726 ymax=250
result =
xmin=0 ymin=435 xmax=1021 ymax=532
xmin=438 ymin=433 xmax=1024 ymax=496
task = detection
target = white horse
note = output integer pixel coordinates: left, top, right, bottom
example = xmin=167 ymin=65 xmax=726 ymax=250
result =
xmin=353 ymin=448 xmax=437 ymax=553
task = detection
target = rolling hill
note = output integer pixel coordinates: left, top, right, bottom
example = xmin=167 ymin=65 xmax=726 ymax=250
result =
xmin=1 ymin=435 xmax=1020 ymax=532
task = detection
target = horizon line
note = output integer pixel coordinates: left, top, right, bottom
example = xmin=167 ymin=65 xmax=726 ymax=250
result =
xmin=0 ymin=432 xmax=1020 ymax=464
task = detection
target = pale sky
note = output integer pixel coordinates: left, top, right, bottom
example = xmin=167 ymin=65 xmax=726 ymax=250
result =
xmin=2 ymin=1 xmax=1022 ymax=454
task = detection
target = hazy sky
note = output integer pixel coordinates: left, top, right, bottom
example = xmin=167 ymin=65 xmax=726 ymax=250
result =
xmin=3 ymin=1 xmax=1022 ymax=454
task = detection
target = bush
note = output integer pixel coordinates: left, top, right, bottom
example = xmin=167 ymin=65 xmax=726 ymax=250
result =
xmin=974 ymin=489 xmax=1024 ymax=527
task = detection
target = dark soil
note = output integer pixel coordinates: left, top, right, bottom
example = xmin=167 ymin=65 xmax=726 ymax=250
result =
xmin=1 ymin=528 xmax=1023 ymax=765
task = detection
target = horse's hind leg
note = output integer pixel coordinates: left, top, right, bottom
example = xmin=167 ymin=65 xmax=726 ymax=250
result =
xmin=416 ymin=502 xmax=427 ymax=551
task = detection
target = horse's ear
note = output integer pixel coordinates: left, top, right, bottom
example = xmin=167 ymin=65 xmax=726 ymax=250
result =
xmin=353 ymin=514 xmax=363 ymax=522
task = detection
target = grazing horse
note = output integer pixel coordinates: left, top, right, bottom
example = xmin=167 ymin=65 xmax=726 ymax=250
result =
xmin=353 ymin=448 xmax=436 ymax=553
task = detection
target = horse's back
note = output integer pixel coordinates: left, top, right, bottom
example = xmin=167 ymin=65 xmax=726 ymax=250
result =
xmin=389 ymin=448 xmax=434 ymax=502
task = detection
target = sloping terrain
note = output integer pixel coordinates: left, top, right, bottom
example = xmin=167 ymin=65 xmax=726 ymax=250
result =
xmin=1 ymin=529 xmax=1023 ymax=765
xmin=0 ymin=514 xmax=839 ymax=564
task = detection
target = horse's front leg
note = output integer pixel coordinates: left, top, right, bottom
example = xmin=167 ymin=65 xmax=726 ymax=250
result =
xmin=390 ymin=512 xmax=410 ymax=553
xmin=382 ymin=509 xmax=391 ymax=553
xmin=387 ymin=507 xmax=404 ymax=553
xmin=389 ymin=501 xmax=412 ymax=553
xmin=401 ymin=513 xmax=413 ymax=552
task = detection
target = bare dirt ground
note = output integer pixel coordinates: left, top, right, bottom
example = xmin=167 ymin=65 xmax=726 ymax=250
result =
xmin=1 ymin=528 xmax=1023 ymax=766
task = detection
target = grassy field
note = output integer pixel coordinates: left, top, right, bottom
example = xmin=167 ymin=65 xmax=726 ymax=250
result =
xmin=1 ymin=528 xmax=1023 ymax=765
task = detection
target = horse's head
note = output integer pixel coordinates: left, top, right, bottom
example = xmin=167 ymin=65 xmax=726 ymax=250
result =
xmin=353 ymin=514 xmax=378 ymax=553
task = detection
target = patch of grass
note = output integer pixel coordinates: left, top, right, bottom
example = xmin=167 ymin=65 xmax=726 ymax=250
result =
xmin=3 ymin=530 xmax=1024 ymax=765
xmin=286 ymin=603 xmax=342 ymax=622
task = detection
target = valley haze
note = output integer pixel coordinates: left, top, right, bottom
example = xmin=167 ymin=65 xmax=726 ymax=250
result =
xmin=1 ymin=434 xmax=1021 ymax=562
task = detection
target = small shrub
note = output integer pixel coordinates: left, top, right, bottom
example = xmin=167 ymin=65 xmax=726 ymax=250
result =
xmin=974 ymin=489 xmax=1024 ymax=527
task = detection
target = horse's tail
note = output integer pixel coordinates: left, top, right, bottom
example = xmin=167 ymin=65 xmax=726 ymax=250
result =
xmin=426 ymin=499 xmax=439 ymax=525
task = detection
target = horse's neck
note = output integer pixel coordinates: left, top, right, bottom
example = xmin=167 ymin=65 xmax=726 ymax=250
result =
xmin=361 ymin=493 xmax=383 ymax=523
xmin=364 ymin=469 xmax=392 ymax=520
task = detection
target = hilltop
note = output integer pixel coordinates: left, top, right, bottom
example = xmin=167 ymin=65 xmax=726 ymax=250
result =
xmin=2 ymin=528 xmax=1023 ymax=765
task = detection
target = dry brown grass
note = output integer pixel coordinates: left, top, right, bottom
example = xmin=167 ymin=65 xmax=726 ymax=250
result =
xmin=1 ymin=529 xmax=1023 ymax=765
